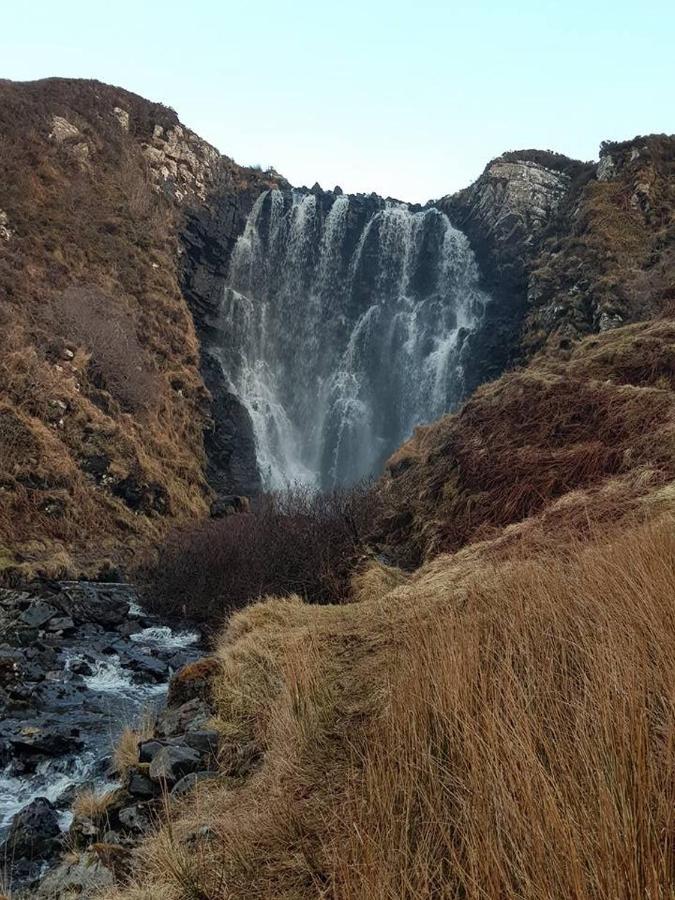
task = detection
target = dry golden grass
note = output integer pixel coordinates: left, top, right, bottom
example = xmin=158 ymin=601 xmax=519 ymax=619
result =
xmin=72 ymin=788 xmax=118 ymax=823
xmin=113 ymin=716 xmax=155 ymax=778
xmin=105 ymin=509 xmax=675 ymax=900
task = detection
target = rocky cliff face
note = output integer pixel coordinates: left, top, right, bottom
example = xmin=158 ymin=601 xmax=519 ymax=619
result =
xmin=440 ymin=138 xmax=674 ymax=365
xmin=179 ymin=168 xmax=286 ymax=497
xmin=524 ymin=135 xmax=674 ymax=353
xmin=436 ymin=151 xmax=590 ymax=380
xmin=1 ymin=77 xmax=670 ymax=577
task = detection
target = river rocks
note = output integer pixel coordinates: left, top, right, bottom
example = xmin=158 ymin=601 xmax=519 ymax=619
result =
xmin=127 ymin=770 xmax=157 ymax=799
xmin=35 ymin=848 xmax=118 ymax=898
xmin=149 ymin=745 xmax=202 ymax=785
xmin=118 ymin=801 xmax=155 ymax=833
xmin=1 ymin=796 xmax=61 ymax=861
xmin=19 ymin=601 xmax=59 ymax=629
xmin=155 ymin=697 xmax=212 ymax=737
xmin=0 ymin=581 xmax=203 ymax=892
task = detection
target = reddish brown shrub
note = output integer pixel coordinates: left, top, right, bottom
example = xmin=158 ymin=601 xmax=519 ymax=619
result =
xmin=138 ymin=485 xmax=380 ymax=624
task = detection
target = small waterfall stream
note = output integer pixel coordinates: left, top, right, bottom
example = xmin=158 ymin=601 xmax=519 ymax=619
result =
xmin=218 ymin=188 xmax=491 ymax=489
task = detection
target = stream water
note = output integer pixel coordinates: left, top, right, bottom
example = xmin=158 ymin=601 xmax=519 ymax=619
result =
xmin=0 ymin=584 xmax=202 ymax=845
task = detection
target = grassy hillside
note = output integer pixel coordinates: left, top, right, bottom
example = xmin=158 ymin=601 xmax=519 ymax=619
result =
xmin=0 ymin=78 xmax=271 ymax=580
xmin=103 ymin=317 xmax=675 ymax=900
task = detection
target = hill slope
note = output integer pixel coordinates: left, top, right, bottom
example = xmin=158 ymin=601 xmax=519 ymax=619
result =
xmin=100 ymin=319 xmax=674 ymax=900
xmin=0 ymin=78 xmax=275 ymax=578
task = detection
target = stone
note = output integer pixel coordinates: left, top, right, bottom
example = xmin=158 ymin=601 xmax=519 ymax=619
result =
xmin=1 ymin=797 xmax=61 ymax=860
xmin=19 ymin=602 xmax=58 ymax=628
xmin=112 ymin=106 xmax=130 ymax=131
xmin=50 ymin=115 xmax=80 ymax=142
xmin=35 ymin=850 xmax=116 ymax=897
xmin=10 ymin=724 xmax=82 ymax=756
xmin=171 ymin=770 xmax=218 ymax=798
xmin=155 ymin=697 xmax=211 ymax=737
xmin=47 ymin=616 xmax=75 ymax=633
xmin=0 ymin=208 xmax=11 ymax=240
xmin=138 ymin=739 xmax=165 ymax=763
xmin=118 ymin=801 xmax=155 ymax=833
xmin=148 ymin=744 xmax=202 ymax=784
xmin=127 ymin=770 xmax=157 ymax=798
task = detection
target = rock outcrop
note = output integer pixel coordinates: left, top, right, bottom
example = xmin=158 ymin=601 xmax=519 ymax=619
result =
xmin=440 ymin=138 xmax=674 ymax=365
xmin=437 ymin=151 xmax=589 ymax=382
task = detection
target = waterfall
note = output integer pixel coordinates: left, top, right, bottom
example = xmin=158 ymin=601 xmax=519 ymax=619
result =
xmin=217 ymin=188 xmax=490 ymax=490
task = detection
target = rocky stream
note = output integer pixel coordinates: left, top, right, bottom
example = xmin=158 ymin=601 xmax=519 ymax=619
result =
xmin=0 ymin=582 xmax=216 ymax=897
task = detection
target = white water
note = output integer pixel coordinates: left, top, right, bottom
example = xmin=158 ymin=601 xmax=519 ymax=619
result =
xmin=219 ymin=189 xmax=490 ymax=489
xmin=0 ymin=616 xmax=200 ymax=838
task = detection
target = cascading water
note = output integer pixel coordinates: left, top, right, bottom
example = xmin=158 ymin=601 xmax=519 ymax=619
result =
xmin=218 ymin=188 xmax=491 ymax=489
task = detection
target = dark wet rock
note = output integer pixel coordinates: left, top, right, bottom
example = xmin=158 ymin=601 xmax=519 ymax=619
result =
xmin=47 ymin=615 xmax=76 ymax=633
xmin=171 ymin=770 xmax=219 ymax=798
xmin=138 ymin=739 xmax=165 ymax=764
xmin=149 ymin=744 xmax=202 ymax=784
xmin=19 ymin=601 xmax=59 ymax=629
xmin=57 ymin=581 xmax=133 ymax=626
xmin=124 ymin=648 xmax=168 ymax=681
xmin=155 ymin=697 xmax=211 ymax=737
xmin=127 ymin=770 xmax=157 ymax=799
xmin=1 ymin=796 xmax=61 ymax=860
xmin=116 ymin=619 xmax=143 ymax=637
xmin=118 ymin=800 xmax=156 ymax=833
xmin=9 ymin=724 xmax=83 ymax=756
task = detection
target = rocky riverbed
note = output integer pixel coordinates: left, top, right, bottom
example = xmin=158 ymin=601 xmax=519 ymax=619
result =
xmin=0 ymin=582 xmax=206 ymax=896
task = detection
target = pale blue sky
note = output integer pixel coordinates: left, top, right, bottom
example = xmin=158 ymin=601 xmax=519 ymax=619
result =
xmin=4 ymin=0 xmax=674 ymax=202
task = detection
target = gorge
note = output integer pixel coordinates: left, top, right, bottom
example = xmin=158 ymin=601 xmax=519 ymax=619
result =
xmin=218 ymin=188 xmax=490 ymax=489
xmin=0 ymin=78 xmax=673 ymax=900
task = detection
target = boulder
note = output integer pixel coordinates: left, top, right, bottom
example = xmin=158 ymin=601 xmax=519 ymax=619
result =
xmin=171 ymin=770 xmax=218 ymax=798
xmin=155 ymin=697 xmax=211 ymax=737
xmin=127 ymin=770 xmax=157 ymax=799
xmin=1 ymin=796 xmax=61 ymax=860
xmin=36 ymin=849 xmax=116 ymax=897
xmin=138 ymin=739 xmax=165 ymax=763
xmin=118 ymin=801 xmax=156 ymax=833
xmin=148 ymin=744 xmax=202 ymax=785
xmin=19 ymin=602 xmax=58 ymax=629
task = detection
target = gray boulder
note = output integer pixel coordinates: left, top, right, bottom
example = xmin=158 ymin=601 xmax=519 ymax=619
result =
xmin=149 ymin=744 xmax=202 ymax=785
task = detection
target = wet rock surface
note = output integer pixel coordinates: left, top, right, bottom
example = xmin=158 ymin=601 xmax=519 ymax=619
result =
xmin=0 ymin=582 xmax=203 ymax=894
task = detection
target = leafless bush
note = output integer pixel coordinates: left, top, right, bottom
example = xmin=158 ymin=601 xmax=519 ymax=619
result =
xmin=138 ymin=484 xmax=381 ymax=623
